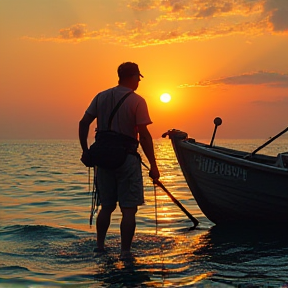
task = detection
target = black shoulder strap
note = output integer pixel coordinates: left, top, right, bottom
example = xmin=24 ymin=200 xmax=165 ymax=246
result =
xmin=108 ymin=91 xmax=132 ymax=130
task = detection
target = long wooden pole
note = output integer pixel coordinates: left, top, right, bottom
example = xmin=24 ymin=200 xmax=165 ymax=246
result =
xmin=251 ymin=127 xmax=288 ymax=156
xmin=153 ymin=179 xmax=199 ymax=229
xmin=141 ymin=162 xmax=199 ymax=229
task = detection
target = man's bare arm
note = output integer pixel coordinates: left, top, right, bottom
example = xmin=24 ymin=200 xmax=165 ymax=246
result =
xmin=79 ymin=112 xmax=95 ymax=152
xmin=138 ymin=124 xmax=160 ymax=180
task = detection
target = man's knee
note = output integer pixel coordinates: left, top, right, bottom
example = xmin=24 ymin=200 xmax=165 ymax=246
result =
xmin=101 ymin=205 xmax=116 ymax=214
xmin=120 ymin=206 xmax=138 ymax=216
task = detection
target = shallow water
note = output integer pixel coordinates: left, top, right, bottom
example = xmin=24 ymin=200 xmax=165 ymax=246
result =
xmin=1 ymin=137 xmax=288 ymax=287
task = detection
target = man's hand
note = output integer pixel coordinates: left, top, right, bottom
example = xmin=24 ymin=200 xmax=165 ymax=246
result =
xmin=80 ymin=150 xmax=94 ymax=167
xmin=149 ymin=164 xmax=160 ymax=181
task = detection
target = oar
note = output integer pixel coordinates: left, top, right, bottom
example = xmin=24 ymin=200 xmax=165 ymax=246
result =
xmin=141 ymin=161 xmax=199 ymax=229
xmin=250 ymin=126 xmax=288 ymax=156
xmin=153 ymin=179 xmax=199 ymax=230
xmin=210 ymin=117 xmax=222 ymax=147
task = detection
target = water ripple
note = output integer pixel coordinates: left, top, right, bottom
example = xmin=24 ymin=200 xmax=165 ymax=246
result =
xmin=1 ymin=139 xmax=288 ymax=287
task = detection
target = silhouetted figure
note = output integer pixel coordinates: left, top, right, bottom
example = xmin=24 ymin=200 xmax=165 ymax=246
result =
xmin=79 ymin=62 xmax=160 ymax=257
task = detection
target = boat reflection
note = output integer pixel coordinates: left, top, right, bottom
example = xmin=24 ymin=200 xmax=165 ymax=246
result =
xmin=193 ymin=224 xmax=288 ymax=286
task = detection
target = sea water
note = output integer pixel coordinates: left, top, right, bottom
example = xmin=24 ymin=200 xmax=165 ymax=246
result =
xmin=1 ymin=137 xmax=288 ymax=288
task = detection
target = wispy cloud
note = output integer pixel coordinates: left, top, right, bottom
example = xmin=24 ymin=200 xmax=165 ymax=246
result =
xmin=22 ymin=0 xmax=288 ymax=47
xmin=178 ymin=71 xmax=288 ymax=88
xmin=252 ymin=97 xmax=288 ymax=106
xmin=22 ymin=23 xmax=106 ymax=43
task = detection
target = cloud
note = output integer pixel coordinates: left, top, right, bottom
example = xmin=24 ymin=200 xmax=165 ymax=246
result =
xmin=59 ymin=23 xmax=86 ymax=39
xmin=22 ymin=0 xmax=288 ymax=47
xmin=22 ymin=23 xmax=104 ymax=43
xmin=178 ymin=71 xmax=288 ymax=88
xmin=264 ymin=0 xmax=288 ymax=32
xmin=252 ymin=97 xmax=288 ymax=106
xmin=127 ymin=0 xmax=157 ymax=11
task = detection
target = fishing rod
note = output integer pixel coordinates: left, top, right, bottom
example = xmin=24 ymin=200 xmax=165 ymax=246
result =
xmin=142 ymin=162 xmax=199 ymax=230
xmin=250 ymin=126 xmax=288 ymax=156
xmin=153 ymin=182 xmax=158 ymax=234
xmin=89 ymin=167 xmax=100 ymax=227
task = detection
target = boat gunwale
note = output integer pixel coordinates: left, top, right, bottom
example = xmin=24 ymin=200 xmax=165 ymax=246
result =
xmin=176 ymin=138 xmax=288 ymax=175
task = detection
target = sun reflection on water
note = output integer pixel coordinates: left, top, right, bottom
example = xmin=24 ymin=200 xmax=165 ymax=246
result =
xmin=3 ymin=139 xmax=288 ymax=286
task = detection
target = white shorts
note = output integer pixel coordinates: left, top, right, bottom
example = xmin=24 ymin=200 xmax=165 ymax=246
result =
xmin=96 ymin=154 xmax=144 ymax=208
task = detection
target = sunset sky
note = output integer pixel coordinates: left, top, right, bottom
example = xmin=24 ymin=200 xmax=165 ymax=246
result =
xmin=1 ymin=0 xmax=287 ymax=141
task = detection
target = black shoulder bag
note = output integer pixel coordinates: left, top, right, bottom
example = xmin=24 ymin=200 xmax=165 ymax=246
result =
xmin=88 ymin=91 xmax=139 ymax=169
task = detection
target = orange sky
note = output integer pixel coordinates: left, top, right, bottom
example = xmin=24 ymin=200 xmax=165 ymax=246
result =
xmin=0 ymin=0 xmax=287 ymax=140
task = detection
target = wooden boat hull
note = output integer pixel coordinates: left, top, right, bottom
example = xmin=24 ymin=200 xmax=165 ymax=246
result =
xmin=165 ymin=130 xmax=288 ymax=225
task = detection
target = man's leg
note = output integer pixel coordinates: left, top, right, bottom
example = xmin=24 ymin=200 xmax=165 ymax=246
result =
xmin=96 ymin=205 xmax=116 ymax=250
xmin=120 ymin=206 xmax=138 ymax=252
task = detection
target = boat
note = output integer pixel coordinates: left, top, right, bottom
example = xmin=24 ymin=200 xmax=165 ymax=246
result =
xmin=162 ymin=118 xmax=288 ymax=225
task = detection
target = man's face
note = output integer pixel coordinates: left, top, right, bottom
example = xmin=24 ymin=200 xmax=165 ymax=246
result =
xmin=131 ymin=74 xmax=141 ymax=90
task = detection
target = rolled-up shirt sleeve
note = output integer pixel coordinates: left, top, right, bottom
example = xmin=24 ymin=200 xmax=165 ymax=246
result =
xmin=86 ymin=95 xmax=98 ymax=117
xmin=136 ymin=98 xmax=152 ymax=126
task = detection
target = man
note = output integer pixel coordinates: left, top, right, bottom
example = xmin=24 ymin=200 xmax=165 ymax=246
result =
xmin=79 ymin=62 xmax=160 ymax=256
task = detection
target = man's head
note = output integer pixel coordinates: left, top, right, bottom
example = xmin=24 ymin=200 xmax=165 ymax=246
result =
xmin=117 ymin=62 xmax=143 ymax=90
xmin=118 ymin=62 xmax=143 ymax=79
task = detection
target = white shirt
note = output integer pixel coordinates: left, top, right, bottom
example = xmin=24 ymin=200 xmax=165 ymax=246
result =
xmin=86 ymin=85 xmax=152 ymax=139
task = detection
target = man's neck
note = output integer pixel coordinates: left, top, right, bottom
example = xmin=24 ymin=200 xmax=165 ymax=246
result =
xmin=118 ymin=81 xmax=135 ymax=90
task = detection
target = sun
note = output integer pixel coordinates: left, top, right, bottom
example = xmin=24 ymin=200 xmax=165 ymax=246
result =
xmin=160 ymin=93 xmax=171 ymax=103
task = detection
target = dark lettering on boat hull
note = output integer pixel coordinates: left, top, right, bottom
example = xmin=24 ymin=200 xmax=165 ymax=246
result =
xmin=194 ymin=155 xmax=247 ymax=181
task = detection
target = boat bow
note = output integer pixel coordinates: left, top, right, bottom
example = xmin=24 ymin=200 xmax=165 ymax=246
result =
xmin=163 ymin=129 xmax=288 ymax=225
